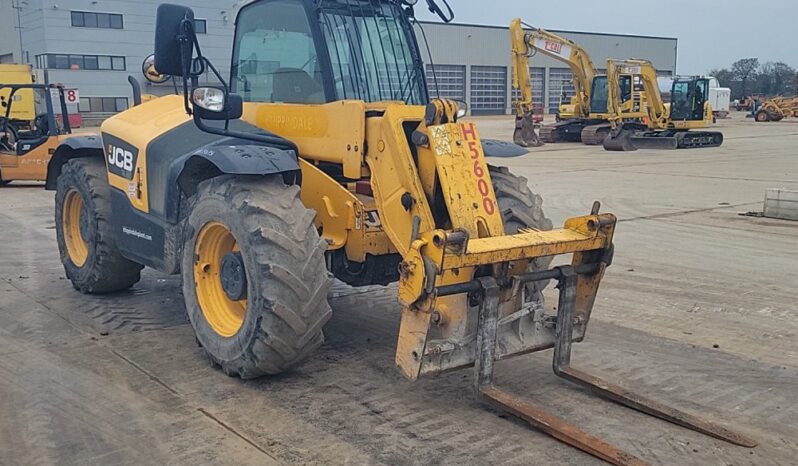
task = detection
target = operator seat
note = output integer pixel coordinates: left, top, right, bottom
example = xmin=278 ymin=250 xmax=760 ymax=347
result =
xmin=14 ymin=113 xmax=51 ymax=155
xmin=272 ymin=68 xmax=325 ymax=104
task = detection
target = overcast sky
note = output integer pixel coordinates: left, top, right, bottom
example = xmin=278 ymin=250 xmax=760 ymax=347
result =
xmin=414 ymin=0 xmax=797 ymax=74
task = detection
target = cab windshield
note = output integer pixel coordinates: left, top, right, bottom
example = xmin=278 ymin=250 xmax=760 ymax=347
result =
xmin=319 ymin=0 xmax=426 ymax=104
xmin=230 ymin=0 xmax=427 ymax=105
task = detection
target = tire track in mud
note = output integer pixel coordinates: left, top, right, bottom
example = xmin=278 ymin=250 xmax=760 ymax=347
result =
xmin=202 ymin=284 xmax=798 ymax=466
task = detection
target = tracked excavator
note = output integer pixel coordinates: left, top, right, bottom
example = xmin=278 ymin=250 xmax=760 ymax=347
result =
xmin=509 ymin=19 xmax=645 ymax=146
xmin=47 ymin=2 xmax=752 ymax=464
xmin=604 ymin=59 xmax=724 ymax=151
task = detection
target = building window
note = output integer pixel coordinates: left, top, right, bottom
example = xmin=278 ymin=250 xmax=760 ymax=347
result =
xmin=78 ymin=97 xmax=129 ymax=113
xmin=195 ymin=19 xmax=207 ymax=34
xmin=71 ymin=11 xmax=124 ymax=29
xmin=36 ymin=54 xmax=126 ymax=71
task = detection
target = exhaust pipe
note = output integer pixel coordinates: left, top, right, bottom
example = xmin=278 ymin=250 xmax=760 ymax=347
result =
xmin=128 ymin=75 xmax=142 ymax=106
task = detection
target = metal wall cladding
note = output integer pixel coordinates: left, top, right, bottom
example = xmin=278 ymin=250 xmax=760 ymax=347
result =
xmin=413 ymin=22 xmax=677 ymax=73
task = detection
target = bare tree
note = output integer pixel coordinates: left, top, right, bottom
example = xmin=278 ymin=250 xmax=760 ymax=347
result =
xmin=732 ymin=58 xmax=759 ymax=98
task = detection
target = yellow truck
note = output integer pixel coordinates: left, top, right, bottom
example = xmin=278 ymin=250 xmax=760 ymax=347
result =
xmin=0 ymin=64 xmax=36 ymax=124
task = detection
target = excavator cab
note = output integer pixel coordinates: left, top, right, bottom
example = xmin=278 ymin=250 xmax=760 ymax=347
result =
xmin=670 ymin=77 xmax=710 ymax=121
xmin=589 ymin=74 xmax=632 ymax=115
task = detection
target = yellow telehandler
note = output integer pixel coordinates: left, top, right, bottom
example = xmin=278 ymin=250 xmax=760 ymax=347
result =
xmin=46 ymin=2 xmax=752 ymax=464
xmin=603 ymin=59 xmax=723 ymax=151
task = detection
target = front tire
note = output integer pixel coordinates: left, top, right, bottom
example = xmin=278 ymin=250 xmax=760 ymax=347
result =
xmin=182 ymin=175 xmax=333 ymax=378
xmin=490 ymin=165 xmax=554 ymax=302
xmin=55 ymin=158 xmax=143 ymax=293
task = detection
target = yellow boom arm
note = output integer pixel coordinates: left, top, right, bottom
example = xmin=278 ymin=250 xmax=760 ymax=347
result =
xmin=606 ymin=58 xmax=668 ymax=129
xmin=510 ymin=19 xmax=597 ymax=119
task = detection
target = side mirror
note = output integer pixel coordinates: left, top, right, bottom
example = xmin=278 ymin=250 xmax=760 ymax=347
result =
xmin=192 ymin=87 xmax=243 ymax=121
xmin=154 ymin=3 xmax=195 ymax=77
xmin=142 ymin=54 xmax=170 ymax=84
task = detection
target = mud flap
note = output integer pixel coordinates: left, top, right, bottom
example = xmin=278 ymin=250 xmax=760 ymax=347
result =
xmin=482 ymin=139 xmax=529 ymax=158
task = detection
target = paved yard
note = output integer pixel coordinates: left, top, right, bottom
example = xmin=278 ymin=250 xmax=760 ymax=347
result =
xmin=1 ymin=113 xmax=796 ymax=465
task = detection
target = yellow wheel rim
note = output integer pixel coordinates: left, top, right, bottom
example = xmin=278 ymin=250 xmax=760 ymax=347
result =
xmin=63 ymin=189 xmax=89 ymax=267
xmin=193 ymin=221 xmax=246 ymax=337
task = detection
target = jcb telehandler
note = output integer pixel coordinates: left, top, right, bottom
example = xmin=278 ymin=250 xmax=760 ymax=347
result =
xmin=47 ymin=2 xmax=753 ymax=464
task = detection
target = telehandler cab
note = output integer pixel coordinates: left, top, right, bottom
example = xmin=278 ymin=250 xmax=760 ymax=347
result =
xmin=47 ymin=2 xmax=753 ymax=463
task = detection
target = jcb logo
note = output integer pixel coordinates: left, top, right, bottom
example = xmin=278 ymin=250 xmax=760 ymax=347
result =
xmin=102 ymin=134 xmax=139 ymax=180
xmin=108 ymin=145 xmax=134 ymax=172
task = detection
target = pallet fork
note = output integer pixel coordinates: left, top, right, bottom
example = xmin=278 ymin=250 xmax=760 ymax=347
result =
xmin=464 ymin=264 xmax=757 ymax=465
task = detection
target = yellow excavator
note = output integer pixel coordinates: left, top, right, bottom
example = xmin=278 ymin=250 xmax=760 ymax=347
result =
xmin=604 ymin=59 xmax=723 ymax=151
xmin=509 ymin=19 xmax=645 ymax=146
xmin=46 ymin=2 xmax=751 ymax=464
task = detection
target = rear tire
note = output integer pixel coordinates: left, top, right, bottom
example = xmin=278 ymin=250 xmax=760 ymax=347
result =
xmin=182 ymin=175 xmax=333 ymax=378
xmin=490 ymin=165 xmax=554 ymax=301
xmin=55 ymin=158 xmax=143 ymax=293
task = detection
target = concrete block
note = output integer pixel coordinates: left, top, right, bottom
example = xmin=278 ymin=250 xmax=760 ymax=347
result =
xmin=764 ymin=188 xmax=798 ymax=221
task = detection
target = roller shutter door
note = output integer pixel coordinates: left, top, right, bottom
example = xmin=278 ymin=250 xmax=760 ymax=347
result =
xmin=548 ymin=67 xmax=575 ymax=114
xmin=511 ymin=67 xmax=545 ymax=114
xmin=470 ymin=65 xmax=507 ymax=115
xmin=426 ymin=64 xmax=466 ymax=100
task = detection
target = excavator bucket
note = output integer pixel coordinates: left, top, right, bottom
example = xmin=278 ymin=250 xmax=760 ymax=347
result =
xmin=602 ymin=127 xmax=638 ymax=151
xmin=513 ymin=111 xmax=545 ymax=147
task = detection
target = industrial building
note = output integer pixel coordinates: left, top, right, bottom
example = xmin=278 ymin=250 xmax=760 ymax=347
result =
xmin=0 ymin=0 xmax=676 ymax=120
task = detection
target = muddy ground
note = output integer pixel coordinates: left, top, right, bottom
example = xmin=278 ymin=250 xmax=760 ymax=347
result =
xmin=1 ymin=113 xmax=796 ymax=465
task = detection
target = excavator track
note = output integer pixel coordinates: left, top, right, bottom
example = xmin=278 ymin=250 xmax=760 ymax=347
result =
xmin=630 ymin=130 xmax=724 ymax=150
xmin=539 ymin=120 xmax=591 ymax=143
xmin=580 ymin=124 xmax=610 ymax=145
xmin=538 ymin=124 xmax=562 ymax=143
